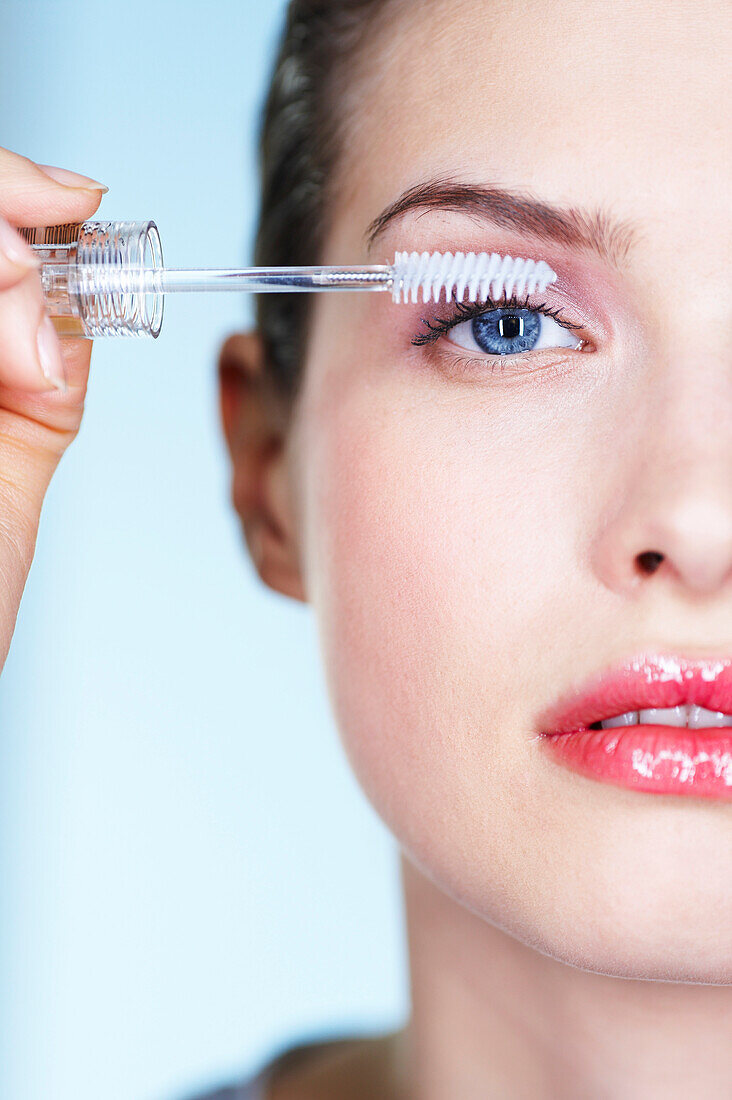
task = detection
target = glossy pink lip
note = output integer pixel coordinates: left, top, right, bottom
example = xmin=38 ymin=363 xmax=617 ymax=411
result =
xmin=537 ymin=653 xmax=732 ymax=799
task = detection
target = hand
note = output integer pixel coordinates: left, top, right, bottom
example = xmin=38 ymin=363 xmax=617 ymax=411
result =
xmin=0 ymin=146 xmax=107 ymax=672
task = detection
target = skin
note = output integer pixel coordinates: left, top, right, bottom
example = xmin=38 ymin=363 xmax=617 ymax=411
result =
xmin=0 ymin=0 xmax=729 ymax=1098
xmin=219 ymin=0 xmax=732 ymax=1096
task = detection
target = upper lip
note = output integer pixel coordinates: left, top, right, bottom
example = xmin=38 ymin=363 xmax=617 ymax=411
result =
xmin=536 ymin=653 xmax=732 ymax=734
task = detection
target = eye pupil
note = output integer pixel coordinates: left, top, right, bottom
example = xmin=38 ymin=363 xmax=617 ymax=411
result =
xmin=498 ymin=314 xmax=522 ymax=339
xmin=470 ymin=307 xmax=541 ymax=355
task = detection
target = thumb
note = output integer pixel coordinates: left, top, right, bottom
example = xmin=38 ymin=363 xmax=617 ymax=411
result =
xmin=0 ymin=146 xmax=108 ymax=227
xmin=35 ymin=164 xmax=108 ymax=191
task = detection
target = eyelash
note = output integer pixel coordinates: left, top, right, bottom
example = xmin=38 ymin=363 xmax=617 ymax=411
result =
xmin=411 ymin=293 xmax=584 ymax=349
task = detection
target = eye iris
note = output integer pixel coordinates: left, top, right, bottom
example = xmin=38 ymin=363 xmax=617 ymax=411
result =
xmin=471 ymin=308 xmax=541 ymax=355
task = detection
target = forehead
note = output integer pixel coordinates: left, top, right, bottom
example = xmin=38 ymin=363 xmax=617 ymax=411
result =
xmin=332 ymin=0 xmax=728 ymax=254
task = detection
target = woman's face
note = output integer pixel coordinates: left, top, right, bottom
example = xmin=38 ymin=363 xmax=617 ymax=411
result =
xmin=266 ymin=0 xmax=732 ymax=980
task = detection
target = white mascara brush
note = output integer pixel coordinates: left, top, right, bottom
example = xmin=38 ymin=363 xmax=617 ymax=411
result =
xmin=20 ymin=220 xmax=558 ymax=338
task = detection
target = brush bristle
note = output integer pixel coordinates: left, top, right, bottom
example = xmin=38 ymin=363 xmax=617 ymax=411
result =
xmin=391 ymin=250 xmax=557 ymax=304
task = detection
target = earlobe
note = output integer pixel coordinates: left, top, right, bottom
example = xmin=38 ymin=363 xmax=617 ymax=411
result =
xmin=216 ymin=331 xmax=307 ymax=604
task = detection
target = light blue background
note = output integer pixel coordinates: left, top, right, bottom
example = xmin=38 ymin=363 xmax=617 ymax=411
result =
xmin=0 ymin=3 xmax=407 ymax=1099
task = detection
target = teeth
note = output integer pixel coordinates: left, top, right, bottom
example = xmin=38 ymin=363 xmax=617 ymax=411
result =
xmin=599 ymin=704 xmax=732 ymax=730
xmin=638 ymin=706 xmax=688 ymax=727
xmin=688 ymin=705 xmax=732 ymax=729
xmin=601 ymin=711 xmax=639 ymax=728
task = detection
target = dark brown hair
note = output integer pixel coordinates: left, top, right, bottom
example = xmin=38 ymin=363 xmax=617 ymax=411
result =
xmin=253 ymin=0 xmax=394 ymax=407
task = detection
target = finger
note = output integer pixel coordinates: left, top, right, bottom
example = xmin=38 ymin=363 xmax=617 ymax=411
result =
xmin=0 ymin=267 xmax=67 ymax=394
xmin=0 ymin=332 xmax=92 ymax=441
xmin=0 ymin=146 xmax=107 ymax=227
xmin=36 ymin=163 xmax=108 ymax=190
xmin=0 ymin=215 xmax=41 ymax=291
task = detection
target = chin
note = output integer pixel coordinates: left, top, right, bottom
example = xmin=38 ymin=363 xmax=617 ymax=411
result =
xmin=403 ymin=822 xmax=732 ymax=988
xmin=532 ymin=929 xmax=732 ymax=985
xmin=481 ymin=868 xmax=732 ymax=986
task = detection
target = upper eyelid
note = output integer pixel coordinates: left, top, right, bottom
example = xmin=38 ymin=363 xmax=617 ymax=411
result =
xmin=450 ymin=299 xmax=582 ymax=330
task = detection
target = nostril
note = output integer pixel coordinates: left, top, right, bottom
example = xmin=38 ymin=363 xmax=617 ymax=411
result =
xmin=637 ymin=550 xmax=664 ymax=575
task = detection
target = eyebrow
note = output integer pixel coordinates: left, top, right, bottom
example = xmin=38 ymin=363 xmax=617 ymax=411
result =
xmin=365 ymin=177 xmax=640 ymax=267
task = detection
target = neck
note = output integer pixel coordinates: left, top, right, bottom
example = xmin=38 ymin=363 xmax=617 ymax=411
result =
xmin=396 ymin=854 xmax=731 ymax=1100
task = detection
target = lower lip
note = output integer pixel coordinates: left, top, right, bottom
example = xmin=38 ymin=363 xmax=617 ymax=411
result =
xmin=540 ymin=726 xmax=732 ymax=798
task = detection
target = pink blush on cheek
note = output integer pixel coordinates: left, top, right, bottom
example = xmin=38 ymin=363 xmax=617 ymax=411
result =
xmin=296 ymin=354 xmax=539 ymax=832
xmin=299 ymin=382 xmax=468 ymax=801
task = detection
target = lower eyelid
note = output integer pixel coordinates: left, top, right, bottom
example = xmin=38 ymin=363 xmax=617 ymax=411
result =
xmin=431 ymin=344 xmax=585 ymax=384
xmin=444 ymin=332 xmax=586 ymax=355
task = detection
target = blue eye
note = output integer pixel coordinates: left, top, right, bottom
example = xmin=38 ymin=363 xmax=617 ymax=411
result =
xmin=446 ymin=307 xmax=583 ymax=356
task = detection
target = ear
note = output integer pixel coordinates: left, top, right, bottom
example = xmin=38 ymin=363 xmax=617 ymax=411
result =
xmin=217 ymin=331 xmax=306 ymax=603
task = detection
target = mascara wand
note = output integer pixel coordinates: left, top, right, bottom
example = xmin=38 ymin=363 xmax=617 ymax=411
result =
xmin=20 ymin=219 xmax=557 ymax=339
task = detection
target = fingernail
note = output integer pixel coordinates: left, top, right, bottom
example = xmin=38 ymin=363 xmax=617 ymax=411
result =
xmin=37 ymin=163 xmax=109 ymax=194
xmin=37 ymin=315 xmax=68 ymax=393
xmin=0 ymin=216 xmax=40 ymax=269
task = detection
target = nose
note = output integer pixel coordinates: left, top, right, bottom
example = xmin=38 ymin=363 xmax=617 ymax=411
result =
xmin=591 ymin=354 xmax=732 ymax=601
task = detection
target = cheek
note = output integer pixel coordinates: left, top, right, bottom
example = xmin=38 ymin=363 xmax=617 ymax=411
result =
xmin=296 ymin=350 xmax=586 ymax=859
xmin=294 ymin=344 xmax=732 ymax=981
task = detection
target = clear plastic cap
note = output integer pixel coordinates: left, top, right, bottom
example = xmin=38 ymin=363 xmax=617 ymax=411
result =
xmin=31 ymin=220 xmax=164 ymax=338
